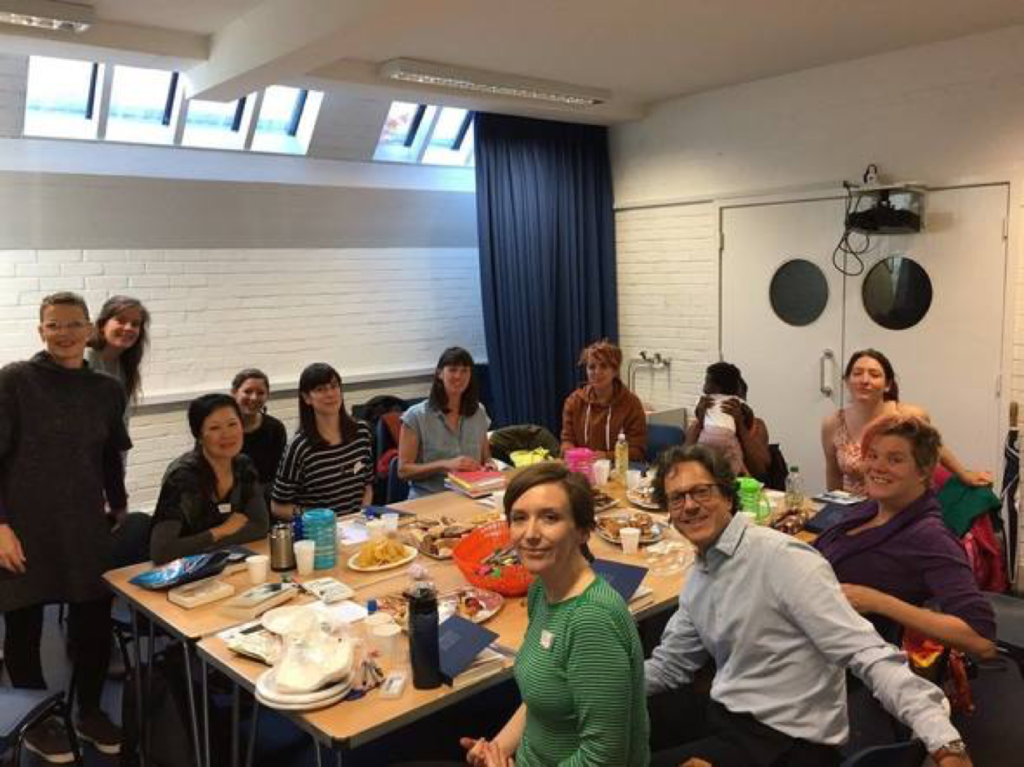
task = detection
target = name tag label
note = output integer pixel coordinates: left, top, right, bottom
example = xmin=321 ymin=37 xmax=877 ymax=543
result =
xmin=540 ymin=630 xmax=554 ymax=650
xmin=218 ymin=503 xmax=232 ymax=516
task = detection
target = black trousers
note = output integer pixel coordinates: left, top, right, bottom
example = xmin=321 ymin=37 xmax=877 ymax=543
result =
xmin=4 ymin=598 xmax=112 ymax=715
xmin=650 ymin=689 xmax=841 ymax=767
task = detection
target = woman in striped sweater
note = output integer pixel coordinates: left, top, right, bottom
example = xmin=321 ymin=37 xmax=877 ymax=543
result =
xmin=460 ymin=463 xmax=649 ymax=767
xmin=271 ymin=363 xmax=373 ymax=519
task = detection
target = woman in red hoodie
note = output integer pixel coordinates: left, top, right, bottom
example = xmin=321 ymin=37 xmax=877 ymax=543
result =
xmin=561 ymin=340 xmax=647 ymax=461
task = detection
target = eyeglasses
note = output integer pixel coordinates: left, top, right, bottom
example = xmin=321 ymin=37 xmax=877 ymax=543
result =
xmin=41 ymin=321 xmax=89 ymax=333
xmin=666 ymin=483 xmax=718 ymax=510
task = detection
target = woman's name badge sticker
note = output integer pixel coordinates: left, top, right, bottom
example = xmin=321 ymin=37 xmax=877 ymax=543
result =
xmin=540 ymin=630 xmax=554 ymax=650
xmin=352 ymin=460 xmax=364 ymax=475
xmin=218 ymin=503 xmax=232 ymax=516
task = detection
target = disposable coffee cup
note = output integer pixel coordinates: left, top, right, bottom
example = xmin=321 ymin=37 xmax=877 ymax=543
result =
xmin=620 ymin=527 xmax=641 ymax=555
xmin=372 ymin=623 xmax=403 ymax=667
xmin=593 ymin=459 xmax=611 ymax=486
xmin=627 ymin=469 xmax=642 ymax=491
xmin=382 ymin=512 xmax=400 ymax=533
xmin=245 ymin=554 xmax=269 ymax=585
xmin=367 ymin=519 xmax=386 ymax=540
xmin=294 ymin=540 xmax=316 ymax=575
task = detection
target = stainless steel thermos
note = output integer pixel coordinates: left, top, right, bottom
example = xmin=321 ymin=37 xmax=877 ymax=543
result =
xmin=269 ymin=523 xmax=296 ymax=571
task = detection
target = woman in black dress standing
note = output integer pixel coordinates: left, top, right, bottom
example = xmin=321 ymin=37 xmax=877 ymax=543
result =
xmin=0 ymin=292 xmax=131 ymax=762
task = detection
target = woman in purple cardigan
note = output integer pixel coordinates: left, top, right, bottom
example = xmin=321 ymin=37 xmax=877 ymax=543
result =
xmin=814 ymin=414 xmax=996 ymax=659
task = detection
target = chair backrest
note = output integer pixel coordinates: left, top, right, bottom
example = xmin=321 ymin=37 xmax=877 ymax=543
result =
xmin=0 ymin=688 xmax=63 ymax=746
xmin=840 ymin=740 xmax=925 ymax=767
xmin=646 ymin=423 xmax=685 ymax=463
xmin=489 ymin=424 xmax=561 ymax=464
xmin=387 ymin=455 xmax=410 ymax=504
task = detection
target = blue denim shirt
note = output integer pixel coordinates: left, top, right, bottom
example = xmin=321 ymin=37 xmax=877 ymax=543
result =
xmin=400 ymin=400 xmax=490 ymax=498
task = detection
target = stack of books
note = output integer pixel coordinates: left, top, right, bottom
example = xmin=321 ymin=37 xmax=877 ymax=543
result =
xmin=445 ymin=470 xmax=506 ymax=499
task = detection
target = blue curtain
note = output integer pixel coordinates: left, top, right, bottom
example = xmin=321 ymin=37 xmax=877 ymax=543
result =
xmin=475 ymin=113 xmax=618 ymax=433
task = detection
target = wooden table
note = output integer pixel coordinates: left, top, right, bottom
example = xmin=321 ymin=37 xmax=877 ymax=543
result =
xmin=190 ymin=487 xmax=692 ymax=765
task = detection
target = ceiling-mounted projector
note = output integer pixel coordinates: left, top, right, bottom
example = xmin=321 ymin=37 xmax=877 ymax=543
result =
xmin=846 ymin=183 xmax=926 ymax=234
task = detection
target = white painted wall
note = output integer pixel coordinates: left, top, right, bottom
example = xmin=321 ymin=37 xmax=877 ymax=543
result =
xmin=610 ymin=24 xmax=1024 ymax=439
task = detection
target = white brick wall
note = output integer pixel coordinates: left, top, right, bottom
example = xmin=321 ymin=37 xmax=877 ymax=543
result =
xmin=615 ymin=204 xmax=717 ymax=414
xmin=611 ymin=24 xmax=1024 ymax=436
xmin=0 ymin=246 xmax=484 ymax=508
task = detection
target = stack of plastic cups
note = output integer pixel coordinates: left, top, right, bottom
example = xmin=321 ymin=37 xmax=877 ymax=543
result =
xmin=301 ymin=508 xmax=337 ymax=570
xmin=564 ymin=447 xmax=597 ymax=485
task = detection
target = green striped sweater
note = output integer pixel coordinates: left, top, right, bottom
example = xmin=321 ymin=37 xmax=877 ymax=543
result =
xmin=513 ymin=576 xmax=650 ymax=766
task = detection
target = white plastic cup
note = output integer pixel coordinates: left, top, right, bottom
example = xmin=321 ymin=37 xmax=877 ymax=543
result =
xmin=294 ymin=540 xmax=316 ymax=575
xmin=245 ymin=554 xmax=269 ymax=585
xmin=627 ymin=469 xmax=642 ymax=492
xmin=365 ymin=612 xmax=394 ymax=630
xmin=381 ymin=512 xmax=399 ymax=533
xmin=620 ymin=527 xmax=641 ymax=556
xmin=372 ymin=623 xmax=402 ymax=667
xmin=592 ymin=459 xmax=611 ymax=486
xmin=367 ymin=519 xmax=386 ymax=540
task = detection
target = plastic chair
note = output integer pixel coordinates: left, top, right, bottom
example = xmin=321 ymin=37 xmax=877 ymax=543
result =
xmin=0 ymin=689 xmax=83 ymax=766
xmin=387 ymin=455 xmax=409 ymax=504
xmin=839 ymin=739 xmax=925 ymax=767
xmin=646 ymin=423 xmax=685 ymax=463
xmin=988 ymin=592 xmax=1024 ymax=661
xmin=952 ymin=655 xmax=1024 ymax=765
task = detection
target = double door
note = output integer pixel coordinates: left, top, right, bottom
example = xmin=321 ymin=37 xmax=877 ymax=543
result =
xmin=721 ymin=185 xmax=1008 ymax=490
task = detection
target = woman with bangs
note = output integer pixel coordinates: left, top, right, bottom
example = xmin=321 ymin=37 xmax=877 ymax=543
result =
xmin=149 ymin=394 xmax=269 ymax=564
xmin=398 ymin=347 xmax=492 ymax=499
xmin=271 ymin=363 xmax=373 ymax=519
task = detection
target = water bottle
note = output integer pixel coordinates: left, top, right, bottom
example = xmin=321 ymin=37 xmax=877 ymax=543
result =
xmin=406 ymin=583 xmax=442 ymax=689
xmin=614 ymin=431 xmax=629 ymax=486
xmin=785 ymin=465 xmax=804 ymax=513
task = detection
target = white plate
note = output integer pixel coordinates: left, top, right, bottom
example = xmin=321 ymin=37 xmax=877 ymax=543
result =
xmin=347 ymin=544 xmax=418 ymax=572
xmin=625 ymin=490 xmax=660 ymax=510
xmin=255 ymin=689 xmax=347 ymax=711
xmin=256 ymin=668 xmax=351 ymax=704
xmin=261 ymin=604 xmax=318 ymax=635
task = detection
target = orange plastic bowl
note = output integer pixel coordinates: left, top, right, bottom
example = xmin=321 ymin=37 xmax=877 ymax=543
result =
xmin=453 ymin=520 xmax=533 ymax=597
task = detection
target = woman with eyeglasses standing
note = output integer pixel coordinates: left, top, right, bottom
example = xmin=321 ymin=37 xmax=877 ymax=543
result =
xmin=271 ymin=363 xmax=373 ymax=520
xmin=231 ymin=368 xmax=287 ymax=505
xmin=0 ymin=292 xmax=132 ymax=761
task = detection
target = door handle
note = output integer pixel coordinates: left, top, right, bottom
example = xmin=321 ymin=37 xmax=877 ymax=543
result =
xmin=820 ymin=349 xmax=835 ymax=397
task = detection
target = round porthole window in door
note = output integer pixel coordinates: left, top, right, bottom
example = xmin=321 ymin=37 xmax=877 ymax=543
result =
xmin=769 ymin=259 xmax=829 ymax=326
xmin=862 ymin=255 xmax=932 ymax=330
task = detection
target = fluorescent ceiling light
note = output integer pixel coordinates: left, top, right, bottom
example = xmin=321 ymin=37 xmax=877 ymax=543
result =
xmin=380 ymin=58 xmax=609 ymax=107
xmin=0 ymin=0 xmax=93 ymax=33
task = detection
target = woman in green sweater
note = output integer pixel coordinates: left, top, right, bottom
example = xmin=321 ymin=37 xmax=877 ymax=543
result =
xmin=461 ymin=463 xmax=649 ymax=767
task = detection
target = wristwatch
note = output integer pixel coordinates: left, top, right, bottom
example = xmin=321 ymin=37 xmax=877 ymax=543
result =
xmin=933 ymin=740 xmax=968 ymax=759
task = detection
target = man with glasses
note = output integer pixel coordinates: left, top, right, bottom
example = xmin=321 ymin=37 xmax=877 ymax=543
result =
xmin=646 ymin=445 xmax=970 ymax=767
